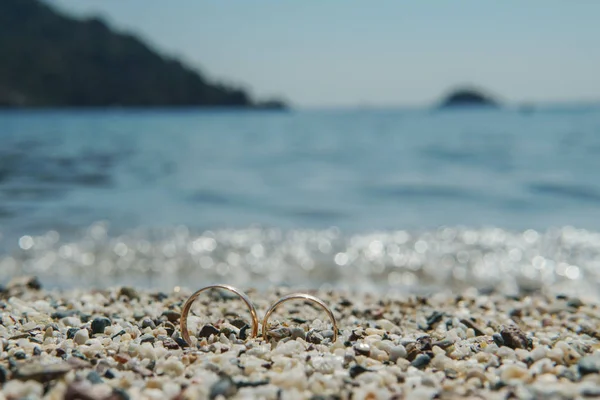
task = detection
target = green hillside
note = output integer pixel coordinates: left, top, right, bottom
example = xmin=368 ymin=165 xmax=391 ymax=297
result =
xmin=0 ymin=0 xmax=286 ymax=108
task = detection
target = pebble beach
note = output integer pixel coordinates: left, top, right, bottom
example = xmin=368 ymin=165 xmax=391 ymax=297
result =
xmin=2 ymin=276 xmax=600 ymax=400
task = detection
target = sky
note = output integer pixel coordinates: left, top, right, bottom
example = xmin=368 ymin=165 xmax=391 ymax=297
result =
xmin=47 ymin=0 xmax=600 ymax=108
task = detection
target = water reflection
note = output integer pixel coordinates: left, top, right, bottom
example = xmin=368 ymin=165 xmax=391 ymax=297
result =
xmin=3 ymin=222 xmax=599 ymax=301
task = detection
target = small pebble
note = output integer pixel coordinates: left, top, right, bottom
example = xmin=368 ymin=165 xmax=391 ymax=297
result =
xmin=501 ymin=364 xmax=529 ymax=382
xmin=0 ymin=365 xmax=8 ymax=384
xmin=500 ymin=325 xmax=530 ymax=350
xmin=349 ymin=365 xmax=371 ymax=379
xmin=141 ymin=318 xmax=156 ymax=329
xmin=14 ymin=362 xmax=72 ymax=382
xmin=91 ymin=317 xmax=111 ymax=335
xmin=67 ymin=328 xmax=79 ymax=339
xmin=578 ymin=354 xmax=600 ymax=376
xmin=230 ymin=319 xmax=247 ymax=329
xmin=198 ymin=324 xmax=220 ymax=338
xmin=140 ymin=334 xmax=156 ymax=344
xmin=119 ymin=287 xmax=140 ymax=300
xmin=209 ymin=374 xmax=237 ymax=399
xmin=354 ymin=343 xmax=371 ymax=356
xmin=73 ymin=329 xmax=89 ymax=345
xmin=389 ymin=345 xmax=407 ymax=362
xmin=161 ymin=310 xmax=181 ymax=323
xmin=86 ymin=371 xmax=103 ymax=384
xmin=290 ymin=327 xmax=306 ymax=340
xmin=411 ymin=354 xmax=431 ymax=370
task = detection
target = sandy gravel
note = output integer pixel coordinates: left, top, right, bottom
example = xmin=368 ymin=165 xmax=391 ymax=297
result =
xmin=1 ymin=276 xmax=600 ymax=399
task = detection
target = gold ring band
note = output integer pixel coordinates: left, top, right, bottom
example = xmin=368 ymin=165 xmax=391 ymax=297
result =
xmin=262 ymin=293 xmax=338 ymax=343
xmin=180 ymin=284 xmax=259 ymax=344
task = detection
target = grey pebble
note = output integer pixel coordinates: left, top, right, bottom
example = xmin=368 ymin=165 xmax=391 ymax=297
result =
xmin=87 ymin=371 xmax=103 ymax=384
xmin=567 ymin=298 xmax=584 ymax=308
xmin=321 ymin=329 xmax=335 ymax=339
xmin=425 ymin=311 xmax=444 ymax=330
xmin=66 ymin=328 xmax=79 ymax=340
xmin=210 ymin=374 xmax=238 ymax=400
xmin=15 ymin=362 xmax=72 ymax=382
xmin=111 ymin=330 xmax=126 ymax=340
xmin=161 ymin=310 xmax=181 ymax=323
xmin=578 ymin=355 xmax=600 ymax=376
xmin=269 ymin=327 xmax=291 ymax=340
xmin=119 ymin=286 xmax=140 ymax=300
xmin=239 ymin=325 xmax=249 ymax=340
xmin=51 ymin=310 xmax=78 ymax=320
xmin=235 ymin=379 xmax=270 ymax=388
xmin=306 ymin=330 xmax=323 ymax=344
xmin=411 ymin=354 xmax=431 ymax=370
xmin=71 ymin=349 xmax=87 ymax=360
xmin=111 ymin=388 xmax=130 ymax=400
xmin=141 ymin=318 xmax=156 ymax=329
xmin=230 ymin=319 xmax=247 ymax=329
xmin=133 ymin=312 xmax=145 ymax=320
xmin=220 ymin=326 xmax=237 ymax=337
xmin=290 ymin=327 xmax=306 ymax=340
xmin=175 ymin=337 xmax=189 ymax=348
xmin=198 ymin=324 xmax=220 ymax=338
xmin=9 ymin=333 xmax=30 ymax=340
xmin=139 ymin=334 xmax=156 ymax=344
xmin=445 ymin=368 xmax=458 ymax=379
xmin=349 ymin=365 xmax=371 ymax=379
xmin=91 ymin=317 xmax=111 ymax=335
xmin=433 ymin=339 xmax=454 ymax=349
xmin=0 ymin=365 xmax=8 ymax=384
xmin=581 ymin=386 xmax=600 ymax=397
xmin=492 ymin=333 xmax=504 ymax=347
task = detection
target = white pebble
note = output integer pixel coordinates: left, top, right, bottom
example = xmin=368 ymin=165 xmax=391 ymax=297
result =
xmin=530 ymin=346 xmax=547 ymax=361
xmin=2 ymin=380 xmax=44 ymax=399
xmin=270 ymin=366 xmax=308 ymax=390
xmin=375 ymin=340 xmax=393 ymax=354
xmin=501 ymin=364 xmax=529 ymax=383
xmin=73 ymin=329 xmax=89 ymax=345
xmin=376 ymin=319 xmax=399 ymax=332
xmin=61 ymin=317 xmax=81 ymax=327
xmin=389 ymin=345 xmax=407 ymax=362
xmin=547 ymin=348 xmax=564 ymax=362
xmin=157 ymin=358 xmax=184 ymax=377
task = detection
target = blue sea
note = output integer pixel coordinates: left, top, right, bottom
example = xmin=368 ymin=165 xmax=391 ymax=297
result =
xmin=2 ymin=107 xmax=600 ymax=297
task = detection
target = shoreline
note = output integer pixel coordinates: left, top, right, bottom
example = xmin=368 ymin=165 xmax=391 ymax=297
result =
xmin=1 ymin=277 xmax=599 ymax=399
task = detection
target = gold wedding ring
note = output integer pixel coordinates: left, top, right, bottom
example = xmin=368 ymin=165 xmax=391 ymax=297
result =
xmin=262 ymin=293 xmax=338 ymax=343
xmin=180 ymin=284 xmax=259 ymax=344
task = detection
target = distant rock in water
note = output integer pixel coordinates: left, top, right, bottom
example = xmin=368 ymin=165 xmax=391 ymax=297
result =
xmin=0 ymin=0 xmax=287 ymax=109
xmin=438 ymin=88 xmax=499 ymax=109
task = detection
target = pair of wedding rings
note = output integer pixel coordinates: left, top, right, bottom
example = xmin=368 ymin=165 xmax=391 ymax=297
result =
xmin=179 ymin=284 xmax=338 ymax=345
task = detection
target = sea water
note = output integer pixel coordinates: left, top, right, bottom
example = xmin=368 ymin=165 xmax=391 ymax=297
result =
xmin=1 ymin=107 xmax=600 ymax=298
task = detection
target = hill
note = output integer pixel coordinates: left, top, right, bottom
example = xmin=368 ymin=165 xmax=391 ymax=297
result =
xmin=0 ymin=0 xmax=286 ymax=108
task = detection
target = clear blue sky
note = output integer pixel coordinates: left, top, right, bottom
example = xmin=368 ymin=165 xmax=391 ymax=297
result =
xmin=47 ymin=0 xmax=600 ymax=107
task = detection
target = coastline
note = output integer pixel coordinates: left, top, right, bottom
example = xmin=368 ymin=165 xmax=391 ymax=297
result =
xmin=1 ymin=277 xmax=599 ymax=399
